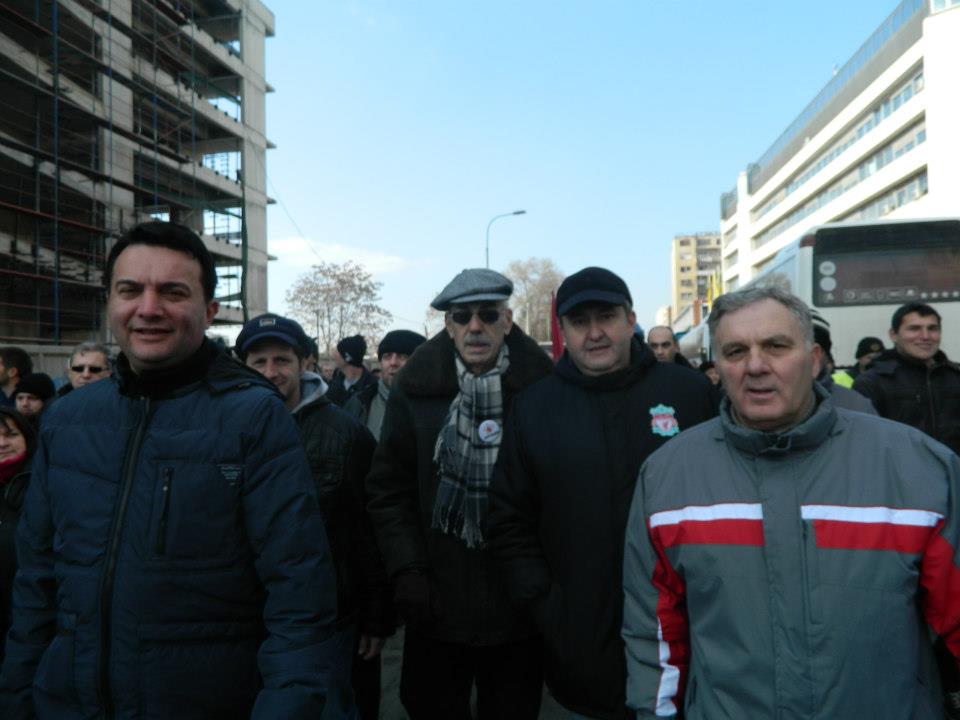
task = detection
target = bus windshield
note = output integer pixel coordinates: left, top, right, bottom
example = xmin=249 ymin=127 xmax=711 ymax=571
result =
xmin=812 ymin=219 xmax=960 ymax=307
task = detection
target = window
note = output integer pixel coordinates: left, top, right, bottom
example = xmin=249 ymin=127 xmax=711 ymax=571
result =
xmin=752 ymin=70 xmax=924 ymax=222
xmin=841 ymin=172 xmax=928 ymax=222
xmin=754 ymin=122 xmax=926 ymax=249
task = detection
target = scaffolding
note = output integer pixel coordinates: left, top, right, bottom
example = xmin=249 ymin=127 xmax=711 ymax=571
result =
xmin=0 ymin=0 xmax=274 ymax=345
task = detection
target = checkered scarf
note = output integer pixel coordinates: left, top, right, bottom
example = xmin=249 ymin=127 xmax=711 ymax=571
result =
xmin=431 ymin=344 xmax=510 ymax=548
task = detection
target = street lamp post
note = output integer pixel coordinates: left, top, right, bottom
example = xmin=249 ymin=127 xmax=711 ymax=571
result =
xmin=485 ymin=210 xmax=526 ymax=268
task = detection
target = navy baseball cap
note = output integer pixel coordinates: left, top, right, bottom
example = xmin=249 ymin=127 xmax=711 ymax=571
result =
xmin=235 ymin=314 xmax=310 ymax=357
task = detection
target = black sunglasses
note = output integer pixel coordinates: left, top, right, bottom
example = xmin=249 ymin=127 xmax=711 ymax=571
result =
xmin=71 ymin=365 xmax=105 ymax=373
xmin=450 ymin=308 xmax=501 ymax=326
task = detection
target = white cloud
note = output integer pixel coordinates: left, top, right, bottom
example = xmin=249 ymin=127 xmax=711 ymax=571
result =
xmin=268 ymin=235 xmax=414 ymax=276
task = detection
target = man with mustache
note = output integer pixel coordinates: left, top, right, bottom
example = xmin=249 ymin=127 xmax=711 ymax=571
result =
xmin=487 ymin=266 xmax=717 ymax=720
xmin=622 ymin=287 xmax=960 ymax=719
xmin=366 ymin=268 xmax=553 ymax=719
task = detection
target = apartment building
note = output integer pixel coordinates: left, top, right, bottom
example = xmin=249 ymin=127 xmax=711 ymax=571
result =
xmin=669 ymin=232 xmax=721 ymax=323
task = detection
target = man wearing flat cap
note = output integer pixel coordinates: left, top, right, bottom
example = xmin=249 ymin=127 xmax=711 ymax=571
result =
xmin=487 ymin=266 xmax=717 ymax=720
xmin=344 ymin=329 xmax=426 ymax=441
xmin=366 ymin=268 xmax=553 ymax=719
xmin=327 ymin=334 xmax=378 ymax=406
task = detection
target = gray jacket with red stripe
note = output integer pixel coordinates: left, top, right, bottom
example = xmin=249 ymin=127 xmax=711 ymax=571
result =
xmin=622 ymin=386 xmax=960 ymax=719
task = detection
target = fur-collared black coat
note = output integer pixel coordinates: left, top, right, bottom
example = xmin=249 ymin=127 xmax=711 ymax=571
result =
xmin=365 ymin=326 xmax=553 ymax=646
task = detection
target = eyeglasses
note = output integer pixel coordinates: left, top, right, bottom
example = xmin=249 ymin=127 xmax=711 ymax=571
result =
xmin=450 ymin=308 xmax=501 ymax=326
xmin=71 ymin=365 xmax=105 ymax=373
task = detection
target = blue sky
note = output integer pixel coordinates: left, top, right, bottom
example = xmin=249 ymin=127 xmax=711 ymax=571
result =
xmin=263 ymin=0 xmax=903 ymax=333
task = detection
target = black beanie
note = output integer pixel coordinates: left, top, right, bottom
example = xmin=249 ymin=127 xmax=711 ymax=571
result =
xmin=337 ymin=335 xmax=367 ymax=367
xmin=15 ymin=372 xmax=56 ymax=401
xmin=378 ymin=330 xmax=427 ymax=360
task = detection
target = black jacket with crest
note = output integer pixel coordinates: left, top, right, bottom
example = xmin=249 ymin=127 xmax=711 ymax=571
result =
xmin=487 ymin=340 xmax=718 ymax=720
xmin=365 ymin=327 xmax=553 ymax=645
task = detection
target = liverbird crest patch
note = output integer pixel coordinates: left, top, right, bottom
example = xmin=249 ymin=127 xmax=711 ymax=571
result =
xmin=649 ymin=404 xmax=680 ymax=438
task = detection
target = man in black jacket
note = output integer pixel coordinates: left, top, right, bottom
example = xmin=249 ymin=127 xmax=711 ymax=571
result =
xmin=344 ymin=329 xmax=426 ymax=441
xmin=327 ymin=335 xmax=378 ymax=406
xmin=366 ymin=268 xmax=553 ymax=720
xmin=0 ymin=222 xmax=341 ymax=719
xmin=487 ymin=266 xmax=718 ymax=720
xmin=853 ymin=302 xmax=960 ymax=455
xmin=237 ymin=313 xmax=393 ymax=720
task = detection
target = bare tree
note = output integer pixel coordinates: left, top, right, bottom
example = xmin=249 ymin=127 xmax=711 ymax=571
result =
xmin=424 ymin=303 xmax=446 ymax=338
xmin=502 ymin=258 xmax=565 ymax=342
xmin=284 ymin=261 xmax=392 ymax=355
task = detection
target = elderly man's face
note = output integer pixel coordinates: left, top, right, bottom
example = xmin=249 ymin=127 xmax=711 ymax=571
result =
xmin=68 ymin=351 xmax=111 ymax=388
xmin=714 ymin=299 xmax=822 ymax=433
xmin=445 ymin=302 xmax=513 ymax=375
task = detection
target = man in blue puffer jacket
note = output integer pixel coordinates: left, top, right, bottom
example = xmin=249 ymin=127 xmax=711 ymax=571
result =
xmin=0 ymin=221 xmax=345 ymax=719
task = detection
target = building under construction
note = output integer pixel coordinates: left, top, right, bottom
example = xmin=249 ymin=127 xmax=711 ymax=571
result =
xmin=0 ymin=0 xmax=274 ymax=350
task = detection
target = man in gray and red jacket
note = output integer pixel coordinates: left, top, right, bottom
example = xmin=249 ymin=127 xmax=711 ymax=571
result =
xmin=624 ymin=286 xmax=960 ymax=719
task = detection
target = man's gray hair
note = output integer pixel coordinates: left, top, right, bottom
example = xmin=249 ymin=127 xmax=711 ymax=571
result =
xmin=68 ymin=341 xmax=112 ymax=366
xmin=707 ymin=286 xmax=814 ymax=350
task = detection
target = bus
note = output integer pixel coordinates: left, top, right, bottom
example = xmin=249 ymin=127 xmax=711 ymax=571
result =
xmin=679 ymin=217 xmax=960 ymax=365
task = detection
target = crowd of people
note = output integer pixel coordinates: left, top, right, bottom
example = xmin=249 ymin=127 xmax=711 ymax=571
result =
xmin=0 ymin=219 xmax=958 ymax=719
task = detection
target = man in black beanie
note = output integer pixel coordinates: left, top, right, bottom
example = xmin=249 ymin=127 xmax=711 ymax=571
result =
xmin=344 ymin=330 xmax=426 ymax=440
xmin=327 ymin=335 xmax=377 ymax=406
xmin=13 ymin=373 xmax=56 ymax=426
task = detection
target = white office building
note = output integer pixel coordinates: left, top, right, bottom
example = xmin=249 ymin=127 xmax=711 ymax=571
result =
xmin=720 ymin=0 xmax=960 ymax=291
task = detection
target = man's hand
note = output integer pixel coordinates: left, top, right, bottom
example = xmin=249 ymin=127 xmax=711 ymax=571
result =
xmin=393 ymin=571 xmax=432 ymax=627
xmin=357 ymin=635 xmax=386 ymax=661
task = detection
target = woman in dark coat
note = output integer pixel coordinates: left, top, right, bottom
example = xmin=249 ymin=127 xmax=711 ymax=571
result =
xmin=0 ymin=406 xmax=35 ymax=664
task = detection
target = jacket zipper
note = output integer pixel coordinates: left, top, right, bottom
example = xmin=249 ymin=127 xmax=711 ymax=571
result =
xmin=97 ymin=397 xmax=152 ymax=720
xmin=156 ymin=467 xmax=172 ymax=555
xmin=926 ymin=368 xmax=938 ymax=437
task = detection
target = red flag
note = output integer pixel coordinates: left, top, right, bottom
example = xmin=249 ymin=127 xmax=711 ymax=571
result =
xmin=550 ymin=291 xmax=564 ymax=362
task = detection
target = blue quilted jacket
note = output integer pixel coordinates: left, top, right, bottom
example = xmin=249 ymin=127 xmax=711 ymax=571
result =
xmin=0 ymin=347 xmax=344 ymax=719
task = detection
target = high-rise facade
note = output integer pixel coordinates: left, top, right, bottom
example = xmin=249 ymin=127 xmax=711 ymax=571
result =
xmin=670 ymin=232 xmax=721 ymax=324
xmin=720 ymin=0 xmax=960 ymax=291
xmin=0 ymin=0 xmax=275 ymax=347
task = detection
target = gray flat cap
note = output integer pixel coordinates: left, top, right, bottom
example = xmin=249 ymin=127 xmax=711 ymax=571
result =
xmin=431 ymin=268 xmax=514 ymax=311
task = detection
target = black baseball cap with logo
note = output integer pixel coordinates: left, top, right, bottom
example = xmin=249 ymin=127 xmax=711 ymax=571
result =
xmin=235 ymin=314 xmax=310 ymax=358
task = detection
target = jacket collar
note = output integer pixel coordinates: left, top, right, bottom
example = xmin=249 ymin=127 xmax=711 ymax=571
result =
xmin=116 ymin=340 xmax=277 ymax=399
xmin=869 ymin=347 xmax=960 ymax=374
xmin=292 ymin=372 xmax=331 ymax=415
xmin=718 ymin=382 xmax=838 ymax=456
xmin=396 ymin=325 xmax=552 ymax=398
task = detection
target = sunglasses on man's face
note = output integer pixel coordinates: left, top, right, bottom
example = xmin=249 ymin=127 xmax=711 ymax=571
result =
xmin=450 ymin=308 xmax=501 ymax=326
xmin=71 ymin=365 xmax=105 ymax=373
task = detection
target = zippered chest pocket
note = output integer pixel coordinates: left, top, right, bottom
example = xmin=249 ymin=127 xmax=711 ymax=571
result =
xmin=150 ymin=461 xmax=245 ymax=562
